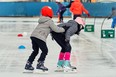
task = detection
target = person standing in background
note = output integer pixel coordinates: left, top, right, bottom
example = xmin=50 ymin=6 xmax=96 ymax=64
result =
xmin=70 ymin=0 xmax=90 ymax=20
xmin=108 ymin=7 xmax=116 ymax=28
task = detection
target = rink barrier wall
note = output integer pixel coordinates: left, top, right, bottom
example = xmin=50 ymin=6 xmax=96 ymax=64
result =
xmin=0 ymin=2 xmax=116 ymax=17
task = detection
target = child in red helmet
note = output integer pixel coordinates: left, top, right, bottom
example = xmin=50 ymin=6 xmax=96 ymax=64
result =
xmin=24 ymin=6 xmax=65 ymax=73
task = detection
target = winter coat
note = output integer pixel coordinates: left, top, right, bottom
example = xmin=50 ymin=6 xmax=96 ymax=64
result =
xmin=70 ymin=0 xmax=89 ymax=15
xmin=57 ymin=20 xmax=81 ymax=41
xmin=56 ymin=2 xmax=66 ymax=14
xmin=31 ymin=16 xmax=65 ymax=42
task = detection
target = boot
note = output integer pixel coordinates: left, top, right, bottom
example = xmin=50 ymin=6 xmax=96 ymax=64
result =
xmin=55 ymin=60 xmax=64 ymax=72
xmin=63 ymin=60 xmax=77 ymax=72
xmin=35 ymin=61 xmax=48 ymax=73
xmin=24 ymin=61 xmax=34 ymax=73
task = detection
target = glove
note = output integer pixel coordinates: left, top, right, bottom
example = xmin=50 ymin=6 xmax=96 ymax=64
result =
xmin=87 ymin=14 xmax=90 ymax=17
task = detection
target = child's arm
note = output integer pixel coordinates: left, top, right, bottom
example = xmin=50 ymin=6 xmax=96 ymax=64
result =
xmin=49 ymin=20 xmax=65 ymax=33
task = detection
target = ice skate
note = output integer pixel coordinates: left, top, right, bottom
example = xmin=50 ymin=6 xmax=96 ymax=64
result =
xmin=23 ymin=61 xmax=34 ymax=73
xmin=54 ymin=60 xmax=64 ymax=72
xmin=63 ymin=60 xmax=77 ymax=73
xmin=54 ymin=65 xmax=64 ymax=72
xmin=34 ymin=61 xmax=48 ymax=74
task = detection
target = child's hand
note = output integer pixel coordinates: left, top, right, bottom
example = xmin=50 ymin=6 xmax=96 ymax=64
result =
xmin=87 ymin=14 xmax=90 ymax=17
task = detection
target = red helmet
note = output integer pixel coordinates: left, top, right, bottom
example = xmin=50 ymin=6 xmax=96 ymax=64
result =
xmin=41 ymin=6 xmax=53 ymax=18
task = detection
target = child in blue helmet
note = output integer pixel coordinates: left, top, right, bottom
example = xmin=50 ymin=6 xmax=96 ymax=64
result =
xmin=108 ymin=7 xmax=116 ymax=28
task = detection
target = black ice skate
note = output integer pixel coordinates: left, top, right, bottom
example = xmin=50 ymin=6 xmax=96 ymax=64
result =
xmin=34 ymin=61 xmax=48 ymax=73
xmin=23 ymin=61 xmax=34 ymax=73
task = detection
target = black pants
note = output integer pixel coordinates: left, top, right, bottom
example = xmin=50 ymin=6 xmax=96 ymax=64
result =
xmin=73 ymin=14 xmax=81 ymax=20
xmin=59 ymin=10 xmax=66 ymax=21
xmin=51 ymin=32 xmax=71 ymax=53
xmin=28 ymin=37 xmax=48 ymax=64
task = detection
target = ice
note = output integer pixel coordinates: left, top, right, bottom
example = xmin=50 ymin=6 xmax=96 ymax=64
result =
xmin=0 ymin=17 xmax=116 ymax=77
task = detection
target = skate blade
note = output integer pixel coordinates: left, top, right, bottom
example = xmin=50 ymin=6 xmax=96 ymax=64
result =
xmin=64 ymin=69 xmax=77 ymax=73
xmin=54 ymin=69 xmax=64 ymax=72
xmin=34 ymin=69 xmax=48 ymax=74
xmin=23 ymin=69 xmax=33 ymax=73
xmin=63 ymin=69 xmax=77 ymax=73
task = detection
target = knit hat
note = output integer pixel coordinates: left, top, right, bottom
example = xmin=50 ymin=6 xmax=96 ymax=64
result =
xmin=41 ymin=6 xmax=53 ymax=18
xmin=75 ymin=17 xmax=85 ymax=26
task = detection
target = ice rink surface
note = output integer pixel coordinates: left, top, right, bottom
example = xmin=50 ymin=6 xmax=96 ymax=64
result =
xmin=0 ymin=17 xmax=116 ymax=77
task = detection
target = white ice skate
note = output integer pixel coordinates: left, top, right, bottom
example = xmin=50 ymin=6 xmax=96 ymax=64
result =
xmin=63 ymin=66 xmax=77 ymax=73
xmin=54 ymin=65 xmax=64 ymax=72
xmin=63 ymin=60 xmax=77 ymax=73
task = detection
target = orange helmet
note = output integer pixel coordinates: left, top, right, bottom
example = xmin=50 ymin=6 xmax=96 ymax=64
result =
xmin=41 ymin=6 xmax=53 ymax=18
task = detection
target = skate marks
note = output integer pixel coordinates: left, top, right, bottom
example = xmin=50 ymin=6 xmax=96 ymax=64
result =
xmin=34 ymin=69 xmax=48 ymax=74
xmin=23 ymin=70 xmax=33 ymax=73
xmin=23 ymin=69 xmax=48 ymax=74
xmin=54 ymin=68 xmax=77 ymax=74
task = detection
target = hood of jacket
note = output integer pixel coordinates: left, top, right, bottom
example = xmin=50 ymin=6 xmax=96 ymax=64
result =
xmin=38 ymin=16 xmax=51 ymax=24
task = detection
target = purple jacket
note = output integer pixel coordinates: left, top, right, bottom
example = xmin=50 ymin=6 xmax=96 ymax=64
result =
xmin=56 ymin=3 xmax=66 ymax=14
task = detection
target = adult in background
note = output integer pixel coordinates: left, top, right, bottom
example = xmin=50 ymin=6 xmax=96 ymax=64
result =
xmin=70 ymin=0 xmax=90 ymax=20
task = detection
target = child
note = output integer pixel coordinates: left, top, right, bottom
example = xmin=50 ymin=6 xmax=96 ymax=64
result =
xmin=51 ymin=17 xmax=85 ymax=72
xmin=108 ymin=7 xmax=116 ymax=28
xmin=55 ymin=0 xmax=66 ymax=23
xmin=24 ymin=6 xmax=65 ymax=73
xmin=70 ymin=0 xmax=90 ymax=20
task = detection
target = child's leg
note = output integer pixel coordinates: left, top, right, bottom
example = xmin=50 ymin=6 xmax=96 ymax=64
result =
xmin=57 ymin=14 xmax=60 ymax=23
xmin=51 ymin=32 xmax=65 ymax=70
xmin=63 ymin=43 xmax=77 ymax=72
xmin=27 ymin=37 xmax=39 ymax=63
xmin=24 ymin=37 xmax=39 ymax=72
xmin=37 ymin=40 xmax=48 ymax=62
xmin=60 ymin=10 xmax=66 ymax=23
xmin=35 ymin=39 xmax=48 ymax=72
